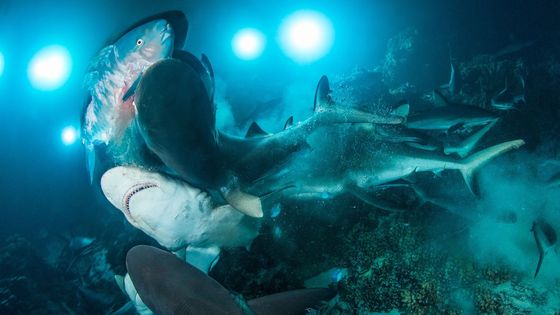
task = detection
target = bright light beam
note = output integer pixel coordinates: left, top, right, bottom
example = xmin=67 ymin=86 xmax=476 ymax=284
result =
xmin=0 ymin=51 xmax=4 ymax=78
xmin=61 ymin=126 xmax=79 ymax=146
xmin=232 ymin=28 xmax=266 ymax=60
xmin=28 ymin=45 xmax=72 ymax=91
xmin=279 ymin=10 xmax=334 ymax=64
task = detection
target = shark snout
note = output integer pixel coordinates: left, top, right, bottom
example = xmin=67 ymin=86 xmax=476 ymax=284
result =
xmin=100 ymin=166 xmax=160 ymax=215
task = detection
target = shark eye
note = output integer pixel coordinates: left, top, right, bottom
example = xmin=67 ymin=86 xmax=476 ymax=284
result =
xmin=136 ymin=39 xmax=144 ymax=46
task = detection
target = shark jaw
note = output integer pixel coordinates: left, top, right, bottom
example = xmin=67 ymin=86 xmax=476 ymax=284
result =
xmin=101 ymin=167 xmax=160 ymax=224
xmin=100 ymin=166 xmax=187 ymax=245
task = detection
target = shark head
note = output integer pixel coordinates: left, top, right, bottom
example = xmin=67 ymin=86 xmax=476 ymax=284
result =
xmin=101 ymin=166 xmax=259 ymax=251
xmin=100 ymin=166 xmax=213 ymax=250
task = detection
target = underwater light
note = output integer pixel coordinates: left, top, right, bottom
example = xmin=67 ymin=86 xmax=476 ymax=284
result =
xmin=232 ymin=28 xmax=266 ymax=60
xmin=28 ymin=45 xmax=72 ymax=91
xmin=278 ymin=10 xmax=334 ymax=64
xmin=61 ymin=126 xmax=79 ymax=146
xmin=0 ymin=51 xmax=4 ymax=77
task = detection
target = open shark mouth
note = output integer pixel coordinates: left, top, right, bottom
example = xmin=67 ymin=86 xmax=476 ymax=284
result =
xmin=122 ymin=183 xmax=158 ymax=218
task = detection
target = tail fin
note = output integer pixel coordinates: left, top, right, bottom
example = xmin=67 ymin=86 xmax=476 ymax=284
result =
xmin=459 ymin=140 xmax=524 ymax=196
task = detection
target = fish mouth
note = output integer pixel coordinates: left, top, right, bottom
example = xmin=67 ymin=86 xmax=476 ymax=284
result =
xmin=122 ymin=182 xmax=158 ymax=219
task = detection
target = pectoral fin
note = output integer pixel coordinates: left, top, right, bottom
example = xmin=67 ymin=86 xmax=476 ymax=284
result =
xmin=221 ymin=187 xmax=264 ymax=218
xmin=122 ymin=75 xmax=142 ymax=102
xmin=114 ymin=274 xmax=126 ymax=295
xmin=185 ymin=246 xmax=221 ymax=274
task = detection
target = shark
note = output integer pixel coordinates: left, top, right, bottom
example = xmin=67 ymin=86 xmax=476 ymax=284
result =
xmin=439 ymin=56 xmax=461 ymax=97
xmin=119 ymin=245 xmax=336 ymax=315
xmin=100 ymin=165 xmax=259 ymax=273
xmin=133 ymin=52 xmax=404 ymax=218
xmin=491 ymin=76 xmax=526 ymax=111
xmin=531 ymin=219 xmax=558 ymax=278
xmin=372 ymin=104 xmax=498 ymax=158
xmin=406 ymin=89 xmax=499 ymax=132
xmin=252 ymin=118 xmax=524 ymax=211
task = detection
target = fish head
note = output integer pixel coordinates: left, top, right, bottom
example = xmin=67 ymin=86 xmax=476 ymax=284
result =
xmin=100 ymin=166 xmax=209 ymax=250
xmin=81 ymin=18 xmax=176 ymax=174
xmin=114 ymin=19 xmax=174 ymax=66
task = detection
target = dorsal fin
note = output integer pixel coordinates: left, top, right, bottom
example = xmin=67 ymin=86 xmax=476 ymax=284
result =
xmin=245 ymin=122 xmax=268 ymax=138
xmin=392 ymin=101 xmax=410 ymax=120
xmin=283 ymin=116 xmax=294 ymax=130
xmin=313 ymin=75 xmax=333 ymax=112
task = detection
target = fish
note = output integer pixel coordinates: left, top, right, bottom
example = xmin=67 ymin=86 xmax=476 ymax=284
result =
xmin=124 ymin=245 xmax=336 ymax=315
xmin=100 ymin=165 xmax=259 ymax=273
xmin=439 ymin=56 xmax=461 ymax=97
xmin=493 ymin=40 xmax=534 ymax=58
xmin=346 ymin=138 xmax=524 ymax=197
xmin=133 ymin=53 xmax=404 ymax=218
xmin=443 ymin=119 xmax=498 ymax=158
xmin=272 ymin=133 xmax=524 ymax=205
xmin=491 ymin=76 xmax=526 ymax=111
xmin=252 ymin=120 xmax=523 ymax=213
xmin=373 ymin=103 xmax=497 ymax=158
xmin=81 ymin=12 xmax=188 ymax=183
xmin=406 ymin=90 xmax=498 ymax=132
xmin=532 ymin=219 xmax=558 ymax=278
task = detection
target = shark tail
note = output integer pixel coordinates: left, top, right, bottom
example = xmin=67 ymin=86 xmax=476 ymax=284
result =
xmin=459 ymin=139 xmax=525 ymax=196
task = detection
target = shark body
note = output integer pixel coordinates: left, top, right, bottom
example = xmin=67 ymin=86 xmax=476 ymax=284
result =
xmin=134 ymin=54 xmax=403 ymax=218
xmin=100 ymin=166 xmax=259 ymax=267
xmin=406 ymin=90 xmax=498 ymax=132
xmin=121 ymin=245 xmax=335 ymax=315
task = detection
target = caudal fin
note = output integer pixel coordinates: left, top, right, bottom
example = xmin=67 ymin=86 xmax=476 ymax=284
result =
xmin=459 ymin=139 xmax=525 ymax=196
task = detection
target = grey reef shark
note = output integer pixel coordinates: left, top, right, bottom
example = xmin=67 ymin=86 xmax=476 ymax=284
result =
xmin=132 ymin=53 xmax=405 ymax=218
xmin=119 ymin=245 xmax=336 ymax=315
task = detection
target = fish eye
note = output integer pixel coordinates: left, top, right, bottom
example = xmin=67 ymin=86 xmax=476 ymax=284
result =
xmin=136 ymin=39 xmax=144 ymax=46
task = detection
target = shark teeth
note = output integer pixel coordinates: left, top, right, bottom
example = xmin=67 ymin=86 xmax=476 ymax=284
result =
xmin=122 ymin=183 xmax=158 ymax=218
